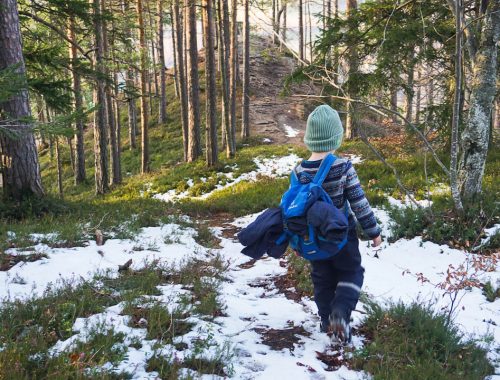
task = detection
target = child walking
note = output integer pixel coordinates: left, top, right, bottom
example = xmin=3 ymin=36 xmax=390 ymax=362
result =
xmin=296 ymin=104 xmax=382 ymax=342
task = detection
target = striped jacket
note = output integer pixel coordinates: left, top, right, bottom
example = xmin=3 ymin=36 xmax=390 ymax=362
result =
xmin=294 ymin=157 xmax=381 ymax=239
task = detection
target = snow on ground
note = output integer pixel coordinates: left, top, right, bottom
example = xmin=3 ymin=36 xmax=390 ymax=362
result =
xmin=152 ymin=153 xmax=365 ymax=204
xmin=2 ymin=205 xmax=499 ymax=378
xmin=1 ymin=223 xmax=198 ymax=300
xmin=153 ymin=154 xmax=301 ymax=203
xmin=283 ymin=123 xmax=300 ymax=138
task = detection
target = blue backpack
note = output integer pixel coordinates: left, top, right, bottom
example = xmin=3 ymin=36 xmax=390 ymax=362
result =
xmin=277 ymin=154 xmax=349 ymax=261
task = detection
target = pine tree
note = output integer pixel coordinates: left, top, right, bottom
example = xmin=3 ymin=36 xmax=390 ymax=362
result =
xmin=137 ymin=0 xmax=150 ymax=173
xmin=157 ymin=0 xmax=168 ymax=124
xmin=241 ymin=0 xmax=250 ymax=139
xmin=92 ymin=0 xmax=109 ymax=194
xmin=202 ymin=0 xmax=218 ymax=166
xmin=0 ymin=0 xmax=44 ymax=199
xmin=185 ymin=0 xmax=201 ymax=162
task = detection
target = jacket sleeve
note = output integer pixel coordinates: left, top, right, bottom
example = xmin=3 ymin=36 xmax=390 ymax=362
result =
xmin=344 ymin=162 xmax=381 ymax=239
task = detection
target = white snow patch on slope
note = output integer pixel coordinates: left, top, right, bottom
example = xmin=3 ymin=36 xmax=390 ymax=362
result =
xmin=283 ymin=123 xmax=300 ymax=138
xmin=154 ymin=154 xmax=301 ymax=203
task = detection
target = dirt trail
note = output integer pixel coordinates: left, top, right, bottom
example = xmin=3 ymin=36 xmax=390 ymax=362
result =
xmin=248 ymin=36 xmax=318 ymax=145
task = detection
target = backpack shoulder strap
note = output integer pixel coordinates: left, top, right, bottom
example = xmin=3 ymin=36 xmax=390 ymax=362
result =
xmin=313 ymin=153 xmax=336 ymax=185
xmin=289 ymin=164 xmax=300 ymax=186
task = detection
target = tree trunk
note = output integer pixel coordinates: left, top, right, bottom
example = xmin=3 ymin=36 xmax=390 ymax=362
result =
xmin=93 ymin=0 xmax=109 ymax=194
xmin=415 ymin=66 xmax=422 ymax=124
xmin=67 ymin=136 xmax=75 ymax=174
xmin=298 ymin=0 xmax=304 ymax=61
xmin=389 ymin=88 xmax=399 ymax=124
xmin=217 ymin=0 xmax=233 ymax=157
xmin=241 ymin=0 xmax=250 ymax=139
xmin=202 ymin=0 xmax=218 ymax=166
xmin=281 ymin=3 xmax=287 ymax=45
xmin=148 ymin=2 xmax=160 ymax=102
xmin=127 ymin=69 xmax=138 ymax=150
xmin=171 ymin=9 xmax=180 ymax=99
xmin=345 ymin=0 xmax=358 ymax=139
xmin=102 ymin=2 xmax=120 ymax=185
xmin=307 ymin=0 xmax=313 ymax=62
xmin=158 ymin=0 xmax=168 ymax=124
xmin=332 ymin=0 xmax=339 ymax=83
xmin=272 ymin=0 xmax=276 ymax=44
xmin=137 ymin=0 xmax=150 ymax=173
xmin=229 ymin=0 xmax=238 ymax=153
xmin=122 ymin=0 xmax=137 ymax=150
xmin=113 ymin=71 xmax=122 ymax=183
xmin=0 ymin=0 xmax=44 ymax=199
xmin=173 ymin=2 xmax=189 ymax=161
xmin=186 ymin=0 xmax=201 ymax=162
xmin=450 ymin=0 xmax=464 ymax=212
xmin=55 ymin=138 xmax=63 ymax=198
xmin=458 ymin=0 xmax=500 ymax=199
xmin=68 ymin=15 xmax=86 ymax=184
xmin=405 ymin=49 xmax=416 ymax=124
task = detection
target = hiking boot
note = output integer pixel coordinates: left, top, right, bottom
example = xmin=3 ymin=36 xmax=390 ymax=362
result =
xmin=329 ymin=310 xmax=351 ymax=343
xmin=320 ymin=318 xmax=330 ymax=333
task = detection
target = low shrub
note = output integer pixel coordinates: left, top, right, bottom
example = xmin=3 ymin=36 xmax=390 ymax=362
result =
xmin=352 ymin=301 xmax=493 ymax=380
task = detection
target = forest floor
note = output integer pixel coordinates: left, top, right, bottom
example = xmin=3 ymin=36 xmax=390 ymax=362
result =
xmin=2 ymin=168 xmax=499 ymax=379
xmin=1 ymin=35 xmax=500 ymax=379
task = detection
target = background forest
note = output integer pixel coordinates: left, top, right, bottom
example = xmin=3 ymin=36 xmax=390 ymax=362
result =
xmin=0 ymin=0 xmax=499 ymax=378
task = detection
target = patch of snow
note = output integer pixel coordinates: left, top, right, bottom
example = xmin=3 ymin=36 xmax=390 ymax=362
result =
xmin=342 ymin=154 xmax=364 ymax=165
xmin=387 ymin=195 xmax=432 ymax=208
xmin=0 ymin=223 xmax=200 ymax=301
xmin=474 ymin=224 xmax=500 ymax=251
xmin=153 ymin=179 xmax=194 ymax=203
xmin=29 ymin=233 xmax=60 ymax=243
xmin=283 ymin=124 xmax=300 ymax=138
xmin=154 ymin=154 xmax=301 ymax=203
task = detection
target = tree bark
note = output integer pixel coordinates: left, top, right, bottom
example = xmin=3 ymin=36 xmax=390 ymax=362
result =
xmin=345 ymin=0 xmax=358 ymax=139
xmin=137 ymin=0 xmax=150 ymax=173
xmin=157 ymin=0 xmax=168 ymax=124
xmin=113 ymin=71 xmax=122 ymax=183
xmin=451 ymin=0 xmax=464 ymax=212
xmin=55 ymin=138 xmax=63 ymax=198
xmin=217 ymin=0 xmax=233 ymax=157
xmin=170 ymin=9 xmax=180 ymax=99
xmin=415 ymin=66 xmax=421 ymax=124
xmin=0 ymin=0 xmax=44 ymax=199
xmin=458 ymin=0 xmax=500 ymax=199
xmin=102 ymin=1 xmax=120 ymax=185
xmin=241 ymin=0 xmax=250 ymax=139
xmin=281 ymin=3 xmax=287 ymax=45
xmin=92 ymin=0 xmax=109 ymax=194
xmin=228 ymin=0 xmax=238 ymax=153
xmin=68 ymin=15 xmax=86 ymax=184
xmin=173 ymin=2 xmax=189 ymax=161
xmin=202 ymin=0 xmax=218 ymax=166
xmin=185 ymin=0 xmax=201 ymax=162
xmin=298 ymin=0 xmax=304 ymax=62
xmin=122 ymin=0 xmax=137 ymax=150
xmin=405 ymin=49 xmax=416 ymax=124
xmin=390 ymin=87 xmax=399 ymax=123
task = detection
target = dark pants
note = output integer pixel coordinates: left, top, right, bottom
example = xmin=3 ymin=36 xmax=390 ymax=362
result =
xmin=310 ymin=229 xmax=364 ymax=322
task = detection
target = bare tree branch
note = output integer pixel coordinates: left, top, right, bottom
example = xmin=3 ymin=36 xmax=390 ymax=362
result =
xmin=291 ymin=93 xmax=451 ymax=178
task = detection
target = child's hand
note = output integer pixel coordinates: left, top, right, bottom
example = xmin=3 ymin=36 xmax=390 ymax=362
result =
xmin=371 ymin=236 xmax=382 ymax=247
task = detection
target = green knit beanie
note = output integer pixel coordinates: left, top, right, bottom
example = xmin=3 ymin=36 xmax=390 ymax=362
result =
xmin=304 ymin=105 xmax=343 ymax=152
